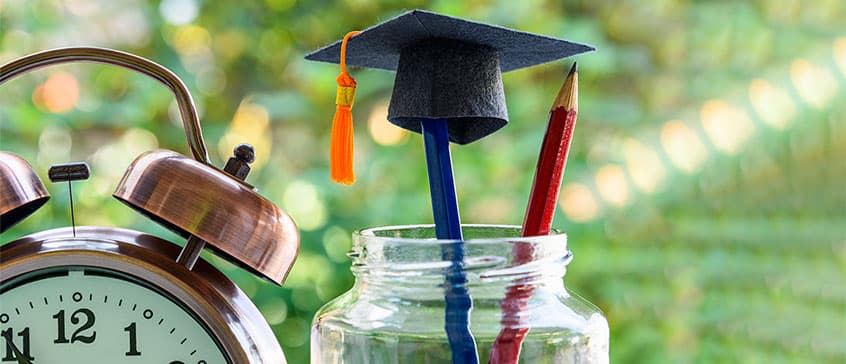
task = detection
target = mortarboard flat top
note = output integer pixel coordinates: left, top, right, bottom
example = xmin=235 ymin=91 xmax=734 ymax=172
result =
xmin=306 ymin=9 xmax=594 ymax=144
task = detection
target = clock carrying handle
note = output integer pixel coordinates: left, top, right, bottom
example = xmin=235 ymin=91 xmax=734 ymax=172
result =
xmin=0 ymin=47 xmax=210 ymax=164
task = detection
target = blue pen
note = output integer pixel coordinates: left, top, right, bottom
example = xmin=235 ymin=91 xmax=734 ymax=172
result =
xmin=421 ymin=118 xmax=479 ymax=364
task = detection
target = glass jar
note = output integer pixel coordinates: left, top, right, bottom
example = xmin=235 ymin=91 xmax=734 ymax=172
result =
xmin=311 ymin=225 xmax=609 ymax=363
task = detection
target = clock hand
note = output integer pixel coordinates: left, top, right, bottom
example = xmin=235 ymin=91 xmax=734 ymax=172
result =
xmin=5 ymin=339 xmax=33 ymax=364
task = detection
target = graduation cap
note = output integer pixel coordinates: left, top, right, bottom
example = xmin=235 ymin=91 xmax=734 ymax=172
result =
xmin=306 ymin=9 xmax=594 ymax=184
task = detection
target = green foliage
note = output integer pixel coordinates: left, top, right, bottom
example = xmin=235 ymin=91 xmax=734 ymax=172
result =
xmin=2 ymin=0 xmax=845 ymax=363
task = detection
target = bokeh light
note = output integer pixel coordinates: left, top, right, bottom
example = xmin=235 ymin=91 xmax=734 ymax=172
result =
xmin=64 ymin=0 xmax=99 ymax=16
xmin=159 ymin=0 xmax=199 ymax=25
xmin=170 ymin=25 xmax=212 ymax=57
xmin=282 ymin=180 xmax=327 ymax=231
xmin=748 ymin=80 xmax=796 ymax=129
xmin=33 ymin=72 xmax=80 ymax=113
xmin=37 ymin=125 xmax=72 ymax=165
xmin=321 ymin=226 xmax=351 ymax=263
xmin=368 ymin=101 xmax=407 ymax=146
xmin=790 ymin=59 xmax=839 ymax=109
xmin=622 ymin=138 xmax=666 ymax=194
xmin=260 ymin=296 xmax=289 ymax=326
xmin=219 ymin=102 xmax=272 ymax=169
xmin=595 ymin=164 xmax=630 ymax=208
xmin=467 ymin=196 xmax=514 ymax=223
xmin=213 ymin=29 xmax=248 ymax=62
xmin=122 ymin=128 xmax=159 ymax=157
xmin=559 ymin=182 xmax=600 ymax=222
xmin=835 ymin=38 xmax=846 ymax=76
xmin=699 ymin=100 xmax=755 ymax=155
xmin=660 ymin=120 xmax=708 ymax=174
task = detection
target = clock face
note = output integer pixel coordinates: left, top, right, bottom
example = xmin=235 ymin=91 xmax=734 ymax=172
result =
xmin=0 ymin=266 xmax=229 ymax=364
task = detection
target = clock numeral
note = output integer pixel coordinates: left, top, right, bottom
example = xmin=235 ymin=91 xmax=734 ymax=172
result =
xmin=53 ymin=309 xmax=67 ymax=343
xmin=124 ymin=322 xmax=141 ymax=356
xmin=1 ymin=327 xmax=34 ymax=362
xmin=53 ymin=308 xmax=97 ymax=344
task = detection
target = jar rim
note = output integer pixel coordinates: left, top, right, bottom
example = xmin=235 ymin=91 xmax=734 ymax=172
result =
xmin=348 ymin=224 xmax=572 ymax=290
xmin=354 ymin=224 xmax=567 ymax=245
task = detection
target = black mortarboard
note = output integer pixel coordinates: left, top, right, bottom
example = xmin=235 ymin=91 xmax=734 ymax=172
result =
xmin=305 ymin=9 xmax=594 ymax=145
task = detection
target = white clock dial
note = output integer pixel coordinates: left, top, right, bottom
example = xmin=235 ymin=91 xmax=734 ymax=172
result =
xmin=0 ymin=267 xmax=229 ymax=364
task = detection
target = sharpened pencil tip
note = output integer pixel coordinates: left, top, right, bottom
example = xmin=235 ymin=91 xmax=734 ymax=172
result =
xmin=569 ymin=62 xmax=577 ymax=75
xmin=553 ymin=63 xmax=578 ymax=112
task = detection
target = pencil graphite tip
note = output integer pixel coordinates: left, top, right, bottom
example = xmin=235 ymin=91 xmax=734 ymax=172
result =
xmin=553 ymin=62 xmax=578 ymax=112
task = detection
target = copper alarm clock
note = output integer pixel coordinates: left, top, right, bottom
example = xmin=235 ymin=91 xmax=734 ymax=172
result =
xmin=0 ymin=48 xmax=299 ymax=363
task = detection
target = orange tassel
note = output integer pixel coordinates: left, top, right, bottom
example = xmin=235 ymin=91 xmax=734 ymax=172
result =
xmin=330 ymin=31 xmax=360 ymax=185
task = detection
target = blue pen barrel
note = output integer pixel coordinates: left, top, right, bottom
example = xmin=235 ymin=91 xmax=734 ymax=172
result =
xmin=421 ymin=118 xmax=479 ymax=364
xmin=444 ymin=256 xmax=477 ymax=363
xmin=421 ymin=118 xmax=464 ymax=240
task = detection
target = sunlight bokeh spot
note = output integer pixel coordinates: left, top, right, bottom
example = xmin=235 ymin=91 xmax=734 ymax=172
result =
xmin=790 ymin=59 xmax=838 ymax=109
xmin=748 ymin=79 xmax=796 ymax=129
xmin=121 ymin=128 xmax=159 ymax=158
xmin=63 ymin=0 xmax=100 ymax=16
xmin=37 ymin=125 xmax=72 ymax=165
xmin=92 ymin=143 xmax=133 ymax=179
xmin=368 ymin=101 xmax=408 ymax=146
xmin=171 ymin=25 xmax=211 ymax=56
xmin=219 ymin=102 xmax=272 ymax=169
xmin=700 ymin=100 xmax=755 ymax=154
xmin=595 ymin=164 xmax=630 ymax=208
xmin=559 ymin=183 xmax=600 ymax=222
xmin=322 ymin=226 xmax=352 ymax=263
xmin=277 ymin=317 xmax=309 ymax=348
xmin=34 ymin=72 xmax=79 ymax=113
xmin=260 ymin=296 xmax=288 ymax=326
xmin=285 ymin=252 xmax=331 ymax=294
xmin=283 ymin=180 xmax=327 ymax=231
xmin=622 ymin=138 xmax=666 ymax=194
xmin=834 ymin=38 xmax=846 ymax=76
xmin=467 ymin=196 xmax=514 ymax=223
xmin=197 ymin=68 xmax=227 ymax=96
xmin=159 ymin=0 xmax=199 ymax=25
xmin=661 ymin=120 xmax=707 ymax=174
xmin=213 ymin=30 xmax=248 ymax=61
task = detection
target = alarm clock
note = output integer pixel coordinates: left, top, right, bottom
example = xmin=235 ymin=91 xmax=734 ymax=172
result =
xmin=0 ymin=47 xmax=299 ymax=364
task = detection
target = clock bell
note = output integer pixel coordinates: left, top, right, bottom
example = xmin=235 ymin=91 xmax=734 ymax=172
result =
xmin=0 ymin=152 xmax=50 ymax=234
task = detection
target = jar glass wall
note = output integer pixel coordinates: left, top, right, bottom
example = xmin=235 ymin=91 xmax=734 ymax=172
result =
xmin=311 ymin=225 xmax=609 ymax=363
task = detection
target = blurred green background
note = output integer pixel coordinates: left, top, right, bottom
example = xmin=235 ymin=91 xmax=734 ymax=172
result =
xmin=1 ymin=0 xmax=844 ymax=363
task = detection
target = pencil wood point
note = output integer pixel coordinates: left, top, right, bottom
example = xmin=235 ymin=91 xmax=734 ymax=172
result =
xmin=554 ymin=62 xmax=578 ymax=112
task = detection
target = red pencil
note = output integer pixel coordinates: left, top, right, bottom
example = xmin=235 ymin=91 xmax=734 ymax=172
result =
xmin=489 ymin=62 xmax=579 ymax=363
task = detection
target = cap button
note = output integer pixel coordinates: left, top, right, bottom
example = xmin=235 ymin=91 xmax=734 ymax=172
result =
xmin=225 ymin=143 xmax=255 ymax=180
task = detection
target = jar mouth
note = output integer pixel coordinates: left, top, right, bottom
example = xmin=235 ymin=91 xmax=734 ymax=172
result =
xmin=350 ymin=224 xmax=571 ymax=284
xmin=355 ymin=224 xmax=566 ymax=245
